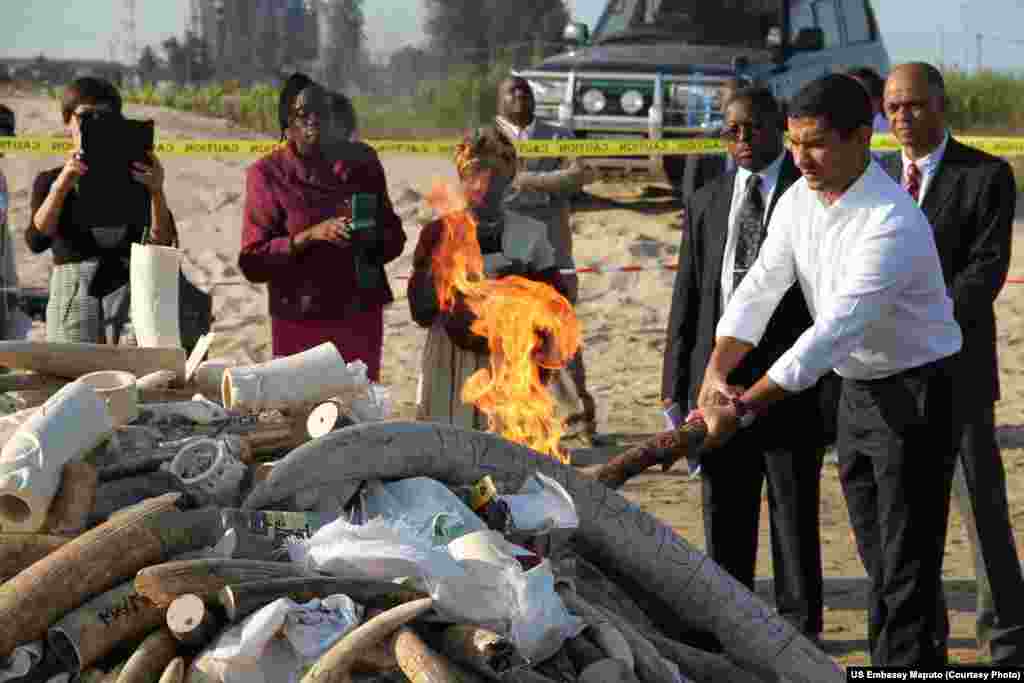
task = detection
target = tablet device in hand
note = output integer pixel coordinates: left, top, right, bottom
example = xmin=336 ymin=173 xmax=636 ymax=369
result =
xmin=77 ymin=117 xmax=156 ymax=229
xmin=80 ymin=116 xmax=154 ymax=173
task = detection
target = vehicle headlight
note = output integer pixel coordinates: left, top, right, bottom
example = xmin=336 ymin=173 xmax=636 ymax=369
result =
xmin=581 ymin=89 xmax=607 ymax=114
xmin=620 ymin=90 xmax=645 ymax=115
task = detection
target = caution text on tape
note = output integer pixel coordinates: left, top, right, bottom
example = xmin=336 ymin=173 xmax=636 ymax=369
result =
xmin=5 ymin=134 xmax=1024 ymax=158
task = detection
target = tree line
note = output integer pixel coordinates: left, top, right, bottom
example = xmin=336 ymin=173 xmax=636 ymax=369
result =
xmin=15 ymin=0 xmax=571 ymax=91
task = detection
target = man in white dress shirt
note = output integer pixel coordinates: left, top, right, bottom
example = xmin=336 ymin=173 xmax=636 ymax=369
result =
xmin=695 ymin=74 xmax=963 ymax=667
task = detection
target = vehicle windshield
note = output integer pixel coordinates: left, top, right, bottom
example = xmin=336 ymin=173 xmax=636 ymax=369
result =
xmin=592 ymin=0 xmax=783 ymax=48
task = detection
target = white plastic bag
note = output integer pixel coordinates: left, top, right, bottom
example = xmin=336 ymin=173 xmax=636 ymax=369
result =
xmin=285 ymin=595 xmax=363 ymax=661
xmin=288 ymin=511 xmax=584 ymax=665
xmin=500 ymin=471 xmax=579 ymax=534
xmin=357 ymin=477 xmax=485 ymax=544
xmin=190 ymin=595 xmax=362 ymax=683
xmin=508 ymin=560 xmax=586 ymax=663
xmin=446 ymin=531 xmax=585 ymax=663
xmin=287 ymin=514 xmax=467 ymax=584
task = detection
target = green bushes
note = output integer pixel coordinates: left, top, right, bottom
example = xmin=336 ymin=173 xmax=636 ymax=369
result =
xmin=36 ymin=65 xmax=1024 ymax=137
xmin=944 ymin=68 xmax=1024 ymax=133
xmin=112 ymin=60 xmax=513 ymax=137
xmin=56 ymin=68 xmax=1024 ymax=189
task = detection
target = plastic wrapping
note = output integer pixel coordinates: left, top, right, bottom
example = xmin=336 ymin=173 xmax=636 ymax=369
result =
xmin=289 ymin=514 xmax=584 ymax=664
xmin=500 ymin=472 xmax=579 ymax=534
xmin=356 ymin=478 xmax=485 ymax=544
xmin=190 ymin=595 xmax=363 ymax=683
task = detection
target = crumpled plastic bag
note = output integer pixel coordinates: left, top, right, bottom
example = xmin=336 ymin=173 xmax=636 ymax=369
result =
xmin=287 ymin=515 xmax=467 ymax=585
xmin=499 ymin=471 xmax=579 ymax=534
xmin=288 ymin=514 xmax=584 ymax=664
xmin=189 ymin=594 xmax=363 ymax=683
xmin=510 ymin=560 xmax=586 ymax=664
xmin=355 ymin=477 xmax=486 ymax=544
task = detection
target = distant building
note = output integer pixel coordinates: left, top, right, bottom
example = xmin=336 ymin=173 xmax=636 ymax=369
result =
xmin=198 ymin=0 xmax=319 ymax=83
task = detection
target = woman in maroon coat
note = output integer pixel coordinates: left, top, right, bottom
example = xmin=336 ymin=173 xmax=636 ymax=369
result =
xmin=238 ymin=74 xmax=405 ymax=381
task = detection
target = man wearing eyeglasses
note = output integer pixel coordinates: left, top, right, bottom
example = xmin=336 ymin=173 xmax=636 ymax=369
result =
xmin=662 ymin=86 xmax=829 ymax=641
xmin=882 ymin=62 xmax=1024 ymax=666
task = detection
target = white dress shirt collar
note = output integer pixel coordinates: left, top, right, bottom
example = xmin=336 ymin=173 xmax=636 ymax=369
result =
xmin=902 ymin=130 xmax=950 ymax=204
xmin=873 ymin=112 xmax=890 ymax=133
xmin=734 ymin=150 xmax=786 ymax=201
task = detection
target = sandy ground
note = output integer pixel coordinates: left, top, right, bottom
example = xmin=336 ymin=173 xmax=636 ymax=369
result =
xmin=4 ymin=90 xmax=1024 ymax=666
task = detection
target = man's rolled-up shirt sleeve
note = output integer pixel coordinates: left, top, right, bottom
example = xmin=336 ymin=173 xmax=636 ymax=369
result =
xmin=766 ymin=218 xmax=912 ymax=392
xmin=715 ymin=207 xmax=798 ymax=347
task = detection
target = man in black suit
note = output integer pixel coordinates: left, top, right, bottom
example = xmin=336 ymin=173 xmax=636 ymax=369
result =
xmin=662 ymin=86 xmax=827 ymax=639
xmin=673 ymin=78 xmax=743 ymax=202
xmin=883 ymin=62 xmax=1024 ymax=665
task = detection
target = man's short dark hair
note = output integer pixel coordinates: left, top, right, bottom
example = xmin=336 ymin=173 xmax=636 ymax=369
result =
xmin=726 ymin=86 xmax=783 ymax=128
xmin=787 ymin=74 xmax=873 ymax=138
xmin=846 ymin=66 xmax=885 ymax=100
xmin=0 ymin=105 xmax=13 ymax=136
xmin=60 ymin=77 xmax=122 ymax=124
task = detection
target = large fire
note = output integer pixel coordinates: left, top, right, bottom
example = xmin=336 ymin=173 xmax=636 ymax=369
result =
xmin=427 ymin=181 xmax=581 ymax=463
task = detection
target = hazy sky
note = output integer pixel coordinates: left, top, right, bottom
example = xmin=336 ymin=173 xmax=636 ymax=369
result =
xmin=1 ymin=0 xmax=1021 ymax=72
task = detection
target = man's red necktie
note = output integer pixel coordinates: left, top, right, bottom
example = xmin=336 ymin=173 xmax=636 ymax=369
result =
xmin=904 ymin=162 xmax=921 ymax=202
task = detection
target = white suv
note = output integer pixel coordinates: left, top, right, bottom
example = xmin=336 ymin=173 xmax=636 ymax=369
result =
xmin=513 ymin=0 xmax=891 ymax=187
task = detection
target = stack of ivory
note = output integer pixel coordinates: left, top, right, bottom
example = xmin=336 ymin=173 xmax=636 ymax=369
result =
xmin=0 ymin=342 xmax=841 ymax=682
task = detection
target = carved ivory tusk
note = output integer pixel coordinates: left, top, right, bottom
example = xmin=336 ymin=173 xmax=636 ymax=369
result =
xmin=130 ymin=243 xmax=182 ymax=349
xmin=0 ymin=381 xmax=113 ymax=533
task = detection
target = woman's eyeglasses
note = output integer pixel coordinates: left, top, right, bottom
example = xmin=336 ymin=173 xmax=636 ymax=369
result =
xmin=72 ymin=106 xmax=114 ymax=123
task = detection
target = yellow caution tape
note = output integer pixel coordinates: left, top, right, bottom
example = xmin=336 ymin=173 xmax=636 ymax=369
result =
xmin=3 ymin=134 xmax=1024 ymax=158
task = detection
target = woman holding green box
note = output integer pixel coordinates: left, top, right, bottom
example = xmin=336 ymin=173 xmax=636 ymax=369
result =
xmin=238 ymin=73 xmax=405 ymax=380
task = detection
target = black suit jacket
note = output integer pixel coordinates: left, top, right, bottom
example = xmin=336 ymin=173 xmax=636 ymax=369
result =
xmin=662 ymin=152 xmax=834 ymax=449
xmin=883 ymin=139 xmax=1015 ymax=403
xmin=681 ymin=153 xmax=729 ymax=201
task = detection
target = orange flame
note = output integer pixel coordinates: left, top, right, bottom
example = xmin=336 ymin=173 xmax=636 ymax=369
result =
xmin=426 ymin=180 xmax=581 ymax=463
